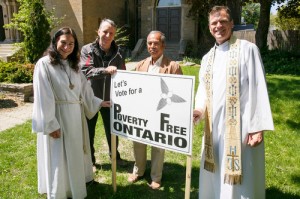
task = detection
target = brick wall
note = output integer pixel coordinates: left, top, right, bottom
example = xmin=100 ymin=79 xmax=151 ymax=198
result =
xmin=44 ymin=0 xmax=137 ymax=47
xmin=82 ymin=0 xmax=131 ymax=44
xmin=43 ymin=0 xmax=197 ymax=48
xmin=44 ymin=0 xmax=84 ymax=47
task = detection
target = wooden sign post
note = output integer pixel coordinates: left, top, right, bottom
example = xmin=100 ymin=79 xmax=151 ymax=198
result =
xmin=111 ymin=70 xmax=195 ymax=198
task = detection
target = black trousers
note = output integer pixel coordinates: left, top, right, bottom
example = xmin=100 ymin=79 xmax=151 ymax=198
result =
xmin=87 ymin=107 xmax=121 ymax=164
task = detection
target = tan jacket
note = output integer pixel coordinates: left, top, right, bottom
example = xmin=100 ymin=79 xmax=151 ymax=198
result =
xmin=135 ymin=56 xmax=182 ymax=75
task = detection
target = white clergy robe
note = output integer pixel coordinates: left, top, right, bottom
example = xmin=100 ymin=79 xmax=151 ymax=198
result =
xmin=195 ymin=39 xmax=274 ymax=199
xmin=32 ymin=56 xmax=102 ymax=199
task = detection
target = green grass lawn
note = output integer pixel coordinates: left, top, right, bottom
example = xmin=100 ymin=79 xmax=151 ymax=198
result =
xmin=0 ymin=67 xmax=299 ymax=199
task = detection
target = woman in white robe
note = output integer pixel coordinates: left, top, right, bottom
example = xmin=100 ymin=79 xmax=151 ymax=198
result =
xmin=32 ymin=27 xmax=110 ymax=199
xmin=193 ymin=6 xmax=274 ymax=199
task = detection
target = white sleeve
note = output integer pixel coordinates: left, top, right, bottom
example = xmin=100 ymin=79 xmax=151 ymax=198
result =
xmin=195 ymin=55 xmax=208 ymax=111
xmin=80 ymin=72 xmax=102 ymax=119
xmin=32 ymin=59 xmax=60 ymax=134
xmin=245 ymin=42 xmax=274 ymax=132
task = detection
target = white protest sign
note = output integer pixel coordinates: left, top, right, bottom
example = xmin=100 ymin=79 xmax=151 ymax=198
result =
xmin=111 ymin=70 xmax=195 ymax=155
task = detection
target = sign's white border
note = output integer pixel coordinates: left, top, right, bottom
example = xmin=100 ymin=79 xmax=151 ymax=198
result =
xmin=111 ymin=70 xmax=195 ymax=155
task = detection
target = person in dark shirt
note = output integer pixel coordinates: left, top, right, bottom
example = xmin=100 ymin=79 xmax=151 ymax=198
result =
xmin=80 ymin=18 xmax=126 ymax=168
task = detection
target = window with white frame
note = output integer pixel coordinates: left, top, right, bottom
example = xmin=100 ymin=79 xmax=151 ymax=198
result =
xmin=157 ymin=0 xmax=181 ymax=7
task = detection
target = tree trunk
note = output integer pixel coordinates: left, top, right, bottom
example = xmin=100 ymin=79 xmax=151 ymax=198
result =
xmin=256 ymin=0 xmax=272 ymax=50
xmin=227 ymin=0 xmax=241 ymax=24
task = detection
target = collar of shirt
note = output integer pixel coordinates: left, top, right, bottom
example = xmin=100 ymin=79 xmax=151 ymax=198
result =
xmin=148 ymin=55 xmax=163 ymax=73
xmin=150 ymin=55 xmax=164 ymax=67
xmin=96 ymin=42 xmax=113 ymax=59
xmin=215 ymin=40 xmax=229 ymax=51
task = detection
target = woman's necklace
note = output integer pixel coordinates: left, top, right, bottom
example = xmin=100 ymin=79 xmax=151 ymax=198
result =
xmin=61 ymin=62 xmax=74 ymax=90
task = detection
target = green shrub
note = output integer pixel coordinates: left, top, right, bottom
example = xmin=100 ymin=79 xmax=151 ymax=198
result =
xmin=0 ymin=61 xmax=34 ymax=83
xmin=115 ymin=26 xmax=130 ymax=48
xmin=4 ymin=0 xmax=64 ymax=63
xmin=262 ymin=49 xmax=300 ymax=75
xmin=184 ymin=40 xmax=199 ymax=58
xmin=183 ymin=48 xmax=300 ymax=76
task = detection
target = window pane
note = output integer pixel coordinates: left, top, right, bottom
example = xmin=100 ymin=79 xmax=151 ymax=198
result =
xmin=157 ymin=0 xmax=181 ymax=7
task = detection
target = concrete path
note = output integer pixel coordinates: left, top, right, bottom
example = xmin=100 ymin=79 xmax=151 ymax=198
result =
xmin=0 ymin=62 xmax=139 ymax=132
xmin=0 ymin=103 xmax=33 ymax=131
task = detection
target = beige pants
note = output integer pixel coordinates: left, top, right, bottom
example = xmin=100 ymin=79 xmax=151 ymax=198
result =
xmin=132 ymin=141 xmax=165 ymax=183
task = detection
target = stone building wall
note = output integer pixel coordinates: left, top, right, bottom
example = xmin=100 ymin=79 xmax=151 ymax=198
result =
xmin=44 ymin=0 xmax=137 ymax=47
xmin=82 ymin=0 xmax=128 ymax=44
xmin=140 ymin=0 xmax=196 ymax=42
xmin=181 ymin=3 xmax=196 ymax=42
xmin=2 ymin=0 xmax=197 ymax=52
xmin=44 ymin=0 xmax=84 ymax=46
xmin=0 ymin=83 xmax=33 ymax=102
xmin=0 ymin=0 xmax=20 ymax=42
xmin=140 ymin=0 xmax=154 ymax=39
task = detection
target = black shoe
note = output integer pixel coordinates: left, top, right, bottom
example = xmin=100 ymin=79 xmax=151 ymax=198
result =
xmin=117 ymin=158 xmax=127 ymax=166
xmin=86 ymin=179 xmax=94 ymax=187
xmin=110 ymin=157 xmax=127 ymax=166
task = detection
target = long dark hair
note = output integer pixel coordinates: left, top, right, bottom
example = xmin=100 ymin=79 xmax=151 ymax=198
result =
xmin=47 ymin=27 xmax=80 ymax=72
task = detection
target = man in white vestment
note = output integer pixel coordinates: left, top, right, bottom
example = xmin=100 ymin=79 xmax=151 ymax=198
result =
xmin=193 ymin=6 xmax=274 ymax=199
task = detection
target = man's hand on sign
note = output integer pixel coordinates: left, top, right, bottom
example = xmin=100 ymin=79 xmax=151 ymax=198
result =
xmin=105 ymin=66 xmax=117 ymax=75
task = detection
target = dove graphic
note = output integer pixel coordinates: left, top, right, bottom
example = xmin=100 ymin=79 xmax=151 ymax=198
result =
xmin=156 ymin=78 xmax=186 ymax=111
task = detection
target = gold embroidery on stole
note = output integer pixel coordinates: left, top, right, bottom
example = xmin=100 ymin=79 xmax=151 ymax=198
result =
xmin=204 ymin=36 xmax=242 ymax=184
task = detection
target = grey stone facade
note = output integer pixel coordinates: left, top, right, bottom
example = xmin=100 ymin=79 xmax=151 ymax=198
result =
xmin=1 ymin=0 xmax=197 ymax=50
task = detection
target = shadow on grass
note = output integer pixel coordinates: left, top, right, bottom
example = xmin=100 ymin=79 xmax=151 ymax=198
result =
xmin=267 ymin=76 xmax=300 ymax=133
xmin=286 ymin=119 xmax=300 ymax=131
xmin=266 ymin=187 xmax=300 ymax=199
xmin=94 ymin=159 xmax=135 ymax=173
xmin=267 ymin=77 xmax=300 ymax=101
xmin=87 ymin=161 xmax=199 ymax=199
xmin=292 ymin=174 xmax=300 ymax=186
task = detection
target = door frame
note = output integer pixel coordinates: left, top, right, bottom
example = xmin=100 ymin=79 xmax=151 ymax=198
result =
xmin=156 ymin=6 xmax=181 ymax=42
xmin=0 ymin=5 xmax=5 ymax=41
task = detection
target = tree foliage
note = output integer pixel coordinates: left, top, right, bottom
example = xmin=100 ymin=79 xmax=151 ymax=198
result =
xmin=186 ymin=0 xmax=227 ymax=20
xmin=274 ymin=13 xmax=300 ymax=30
xmin=274 ymin=16 xmax=300 ymax=30
xmin=274 ymin=0 xmax=300 ymax=30
xmin=186 ymin=0 xmax=288 ymax=51
xmin=241 ymin=1 xmax=260 ymax=29
xmin=242 ymin=0 xmax=284 ymax=49
xmin=4 ymin=0 xmax=64 ymax=63
xmin=114 ymin=26 xmax=130 ymax=47
xmin=277 ymin=0 xmax=300 ymax=18
xmin=186 ymin=0 xmax=228 ymax=56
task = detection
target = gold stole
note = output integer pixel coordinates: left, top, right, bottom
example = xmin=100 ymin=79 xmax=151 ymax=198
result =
xmin=204 ymin=36 xmax=242 ymax=185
